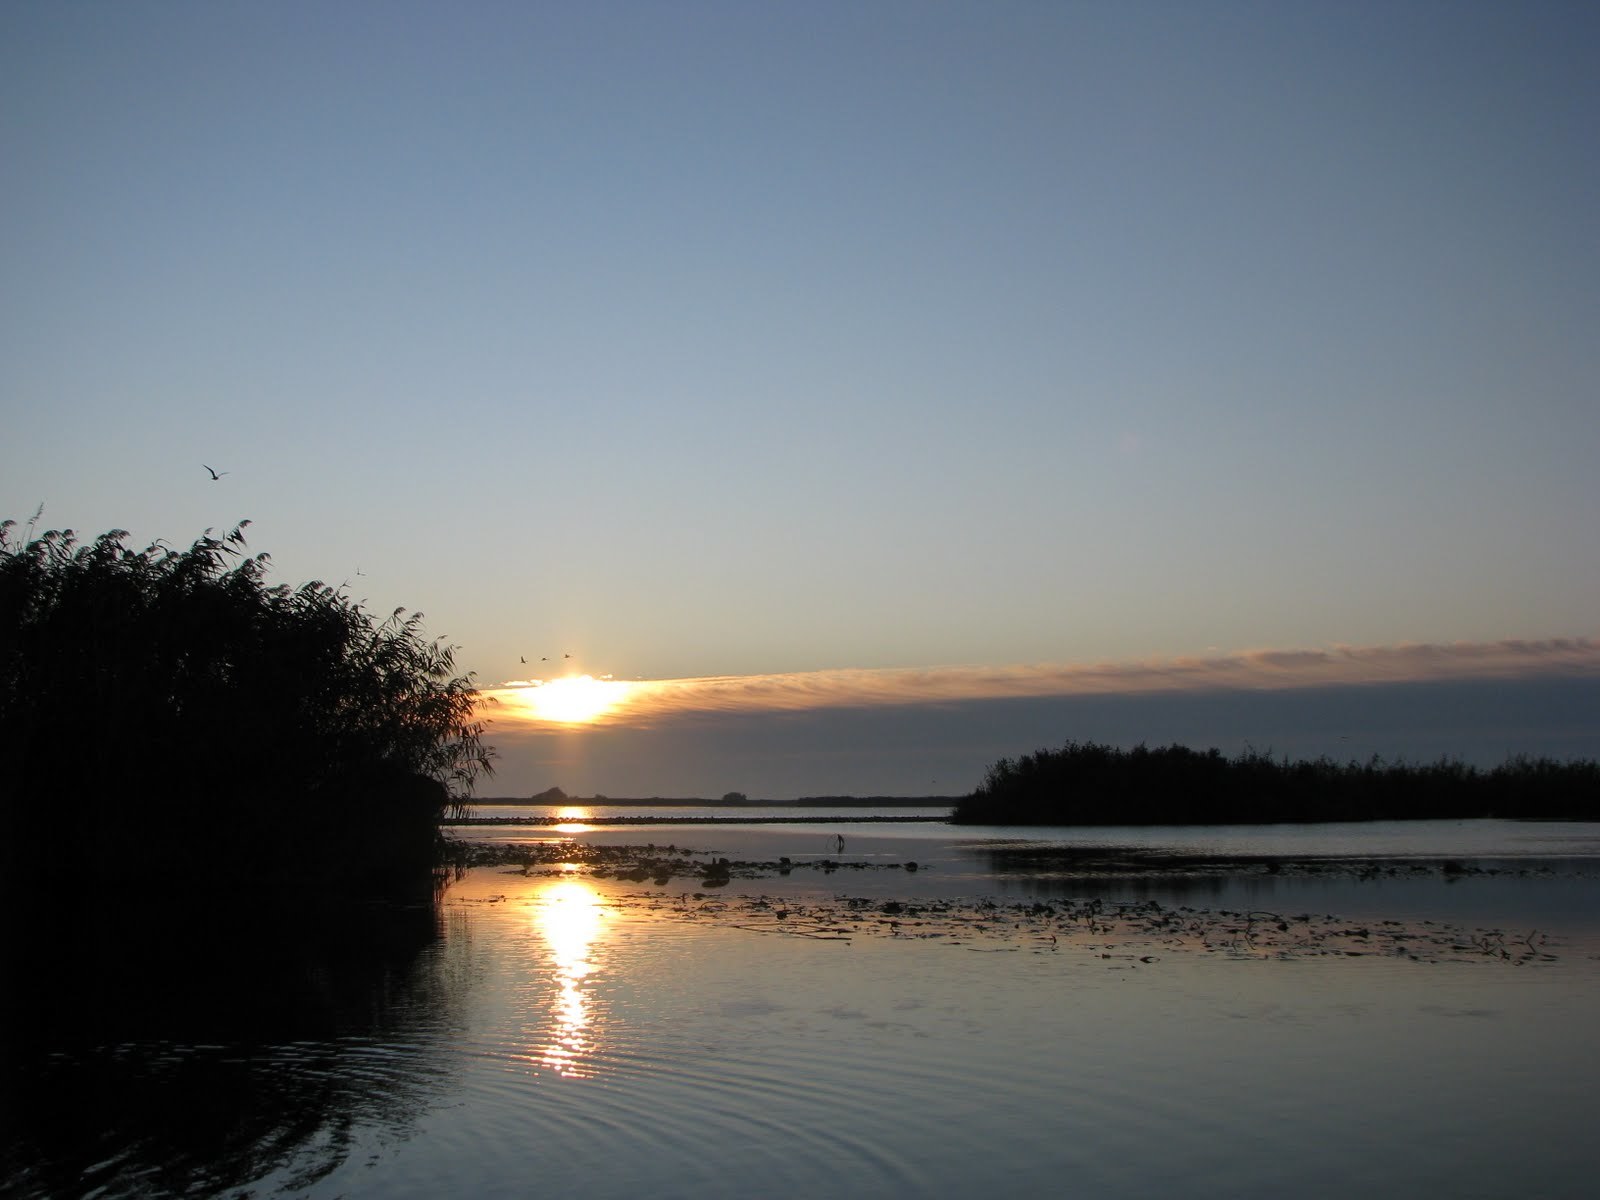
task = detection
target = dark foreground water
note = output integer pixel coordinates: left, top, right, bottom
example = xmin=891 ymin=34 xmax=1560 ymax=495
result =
xmin=5 ymin=818 xmax=1599 ymax=1198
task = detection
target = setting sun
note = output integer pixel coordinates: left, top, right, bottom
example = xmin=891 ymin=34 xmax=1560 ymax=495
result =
xmin=520 ymin=675 xmax=630 ymax=724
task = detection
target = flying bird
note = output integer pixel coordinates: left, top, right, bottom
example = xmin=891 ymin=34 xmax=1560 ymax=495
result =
xmin=203 ymin=464 xmax=228 ymax=480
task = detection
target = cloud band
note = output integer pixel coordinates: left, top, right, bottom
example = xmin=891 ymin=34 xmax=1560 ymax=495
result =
xmin=480 ymin=636 xmax=1600 ymax=731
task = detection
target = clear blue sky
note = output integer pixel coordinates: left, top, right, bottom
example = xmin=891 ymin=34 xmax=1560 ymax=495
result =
xmin=5 ymin=2 xmax=1597 ymax=795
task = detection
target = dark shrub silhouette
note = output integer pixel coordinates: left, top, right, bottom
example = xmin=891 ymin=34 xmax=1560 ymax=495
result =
xmin=0 ymin=518 xmax=496 ymax=1197
xmin=953 ymin=739 xmax=1599 ymax=825
xmin=0 ymin=518 xmax=494 ymax=915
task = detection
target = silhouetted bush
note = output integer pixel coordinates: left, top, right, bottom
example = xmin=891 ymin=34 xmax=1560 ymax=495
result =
xmin=953 ymin=740 xmax=1600 ymax=825
xmin=0 ymin=519 xmax=494 ymax=916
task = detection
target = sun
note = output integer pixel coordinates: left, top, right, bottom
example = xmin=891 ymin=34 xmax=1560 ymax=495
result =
xmin=523 ymin=675 xmax=629 ymax=724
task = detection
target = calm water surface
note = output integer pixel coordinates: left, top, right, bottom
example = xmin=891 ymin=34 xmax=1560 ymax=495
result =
xmin=463 ymin=805 xmax=1600 ymax=860
xmin=6 ymin=818 xmax=1599 ymax=1198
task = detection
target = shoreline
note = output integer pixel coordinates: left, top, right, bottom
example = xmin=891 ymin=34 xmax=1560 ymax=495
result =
xmin=445 ymin=814 xmax=943 ymax=826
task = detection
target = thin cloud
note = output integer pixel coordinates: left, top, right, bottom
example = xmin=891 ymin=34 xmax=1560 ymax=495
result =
xmin=479 ymin=636 xmax=1600 ymax=731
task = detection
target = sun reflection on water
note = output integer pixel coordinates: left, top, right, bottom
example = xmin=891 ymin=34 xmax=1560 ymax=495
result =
xmin=532 ymin=878 xmax=605 ymax=1078
xmin=552 ymin=806 xmax=594 ymax=833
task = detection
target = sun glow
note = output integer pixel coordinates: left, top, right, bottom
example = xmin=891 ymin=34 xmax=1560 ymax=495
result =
xmin=519 ymin=675 xmax=631 ymax=724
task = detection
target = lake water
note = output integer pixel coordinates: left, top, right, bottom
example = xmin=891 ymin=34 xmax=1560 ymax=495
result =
xmin=6 ymin=817 xmax=1599 ymax=1198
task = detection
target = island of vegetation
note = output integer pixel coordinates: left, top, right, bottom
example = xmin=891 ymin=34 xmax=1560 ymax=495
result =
xmin=1 ymin=518 xmax=494 ymax=932
xmin=952 ymin=740 xmax=1600 ymax=825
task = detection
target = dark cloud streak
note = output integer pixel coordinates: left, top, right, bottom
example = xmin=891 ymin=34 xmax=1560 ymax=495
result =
xmin=484 ymin=676 xmax=1600 ymax=800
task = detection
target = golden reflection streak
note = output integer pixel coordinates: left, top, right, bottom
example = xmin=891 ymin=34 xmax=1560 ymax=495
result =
xmin=552 ymin=806 xmax=594 ymax=833
xmin=532 ymin=879 xmax=605 ymax=1078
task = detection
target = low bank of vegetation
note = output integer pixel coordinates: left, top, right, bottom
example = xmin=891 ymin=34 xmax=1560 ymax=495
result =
xmin=953 ymin=740 xmax=1600 ymax=825
xmin=1 ymin=517 xmax=493 ymax=920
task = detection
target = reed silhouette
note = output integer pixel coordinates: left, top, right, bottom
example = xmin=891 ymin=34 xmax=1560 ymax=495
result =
xmin=953 ymin=740 xmax=1600 ymax=825
xmin=0 ymin=518 xmax=494 ymax=923
xmin=0 ymin=515 xmax=493 ymax=1194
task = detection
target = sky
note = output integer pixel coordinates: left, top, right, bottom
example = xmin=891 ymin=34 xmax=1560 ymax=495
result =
xmin=4 ymin=1 xmax=1598 ymax=797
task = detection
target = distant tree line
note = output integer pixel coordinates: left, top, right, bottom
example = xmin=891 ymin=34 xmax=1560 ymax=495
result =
xmin=792 ymin=795 xmax=956 ymax=807
xmin=0 ymin=519 xmax=494 ymax=922
xmin=952 ymin=740 xmax=1600 ymax=825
